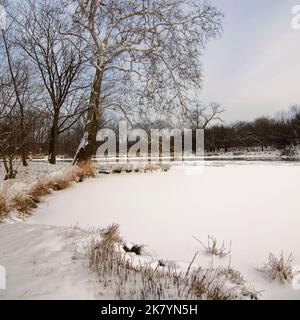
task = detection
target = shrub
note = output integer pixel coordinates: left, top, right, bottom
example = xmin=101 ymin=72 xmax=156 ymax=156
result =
xmin=194 ymin=235 xmax=232 ymax=258
xmin=263 ymin=252 xmax=294 ymax=284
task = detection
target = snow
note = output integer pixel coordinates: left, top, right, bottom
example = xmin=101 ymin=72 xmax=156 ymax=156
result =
xmin=0 ymin=161 xmax=70 ymax=200
xmin=24 ymin=162 xmax=300 ymax=300
xmin=0 ymin=223 xmax=101 ymax=300
xmin=1 ymin=161 xmax=300 ymax=299
xmin=205 ymin=149 xmax=299 ymax=160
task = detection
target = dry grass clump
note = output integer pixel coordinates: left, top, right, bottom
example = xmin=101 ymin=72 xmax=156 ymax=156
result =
xmin=108 ymin=163 xmax=171 ymax=174
xmin=50 ymin=176 xmax=73 ymax=191
xmin=28 ymin=180 xmax=52 ymax=198
xmin=2 ymin=164 xmax=96 ymax=219
xmin=9 ymin=169 xmax=75 ymax=216
xmin=0 ymin=193 xmax=9 ymax=222
xmin=188 ymin=263 xmax=260 ymax=300
xmin=262 ymin=252 xmax=294 ymax=284
xmin=138 ymin=163 xmax=171 ymax=173
xmin=98 ymin=163 xmax=171 ymax=175
xmin=190 ymin=275 xmax=229 ymax=300
xmin=160 ymin=164 xmax=171 ymax=172
xmin=48 ymin=169 xmax=80 ymax=191
xmin=88 ymin=225 xmax=257 ymax=300
xmin=194 ymin=235 xmax=232 ymax=258
xmin=89 ymin=224 xmax=125 ymax=280
xmin=218 ymin=266 xmax=245 ymax=286
xmin=49 ymin=162 xmax=95 ymax=188
xmin=11 ymin=193 xmax=39 ymax=215
xmin=77 ymin=161 xmax=96 ymax=180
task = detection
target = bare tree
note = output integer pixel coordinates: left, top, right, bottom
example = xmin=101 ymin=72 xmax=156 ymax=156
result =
xmin=1 ymin=28 xmax=31 ymax=167
xmin=0 ymin=63 xmax=17 ymax=179
xmin=187 ymin=102 xmax=224 ymax=130
xmin=72 ymin=0 xmax=223 ymax=162
xmin=12 ymin=0 xmax=88 ymax=164
xmin=0 ymin=27 xmax=17 ymax=179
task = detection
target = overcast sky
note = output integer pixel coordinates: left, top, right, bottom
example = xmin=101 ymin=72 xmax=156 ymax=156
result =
xmin=200 ymin=0 xmax=300 ymax=123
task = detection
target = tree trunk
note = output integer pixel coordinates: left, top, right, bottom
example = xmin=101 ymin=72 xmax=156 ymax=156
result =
xmin=20 ymin=145 xmax=28 ymax=167
xmin=3 ymin=155 xmax=16 ymax=180
xmin=20 ymin=108 xmax=28 ymax=167
xmin=73 ymin=67 xmax=103 ymax=164
xmin=48 ymin=112 xmax=59 ymax=164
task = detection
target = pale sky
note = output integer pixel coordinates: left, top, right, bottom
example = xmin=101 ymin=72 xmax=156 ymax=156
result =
xmin=201 ymin=0 xmax=300 ymax=122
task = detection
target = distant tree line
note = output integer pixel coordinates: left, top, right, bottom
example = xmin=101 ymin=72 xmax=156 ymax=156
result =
xmin=11 ymin=104 xmax=299 ymax=158
xmin=205 ymin=106 xmax=300 ymax=154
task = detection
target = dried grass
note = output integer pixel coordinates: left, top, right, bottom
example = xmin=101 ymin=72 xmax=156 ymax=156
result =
xmin=263 ymin=252 xmax=294 ymax=284
xmin=88 ymin=225 xmax=258 ymax=300
xmin=218 ymin=266 xmax=245 ymax=286
xmin=194 ymin=235 xmax=232 ymax=258
xmin=28 ymin=180 xmax=52 ymax=198
xmin=77 ymin=161 xmax=96 ymax=179
xmin=1 ymin=163 xmax=98 ymax=219
xmin=3 ymin=164 xmax=97 ymax=219
xmin=107 ymin=163 xmax=171 ymax=174
xmin=11 ymin=193 xmax=39 ymax=215
xmin=48 ymin=173 xmax=73 ymax=191
xmin=0 ymin=193 xmax=9 ymax=222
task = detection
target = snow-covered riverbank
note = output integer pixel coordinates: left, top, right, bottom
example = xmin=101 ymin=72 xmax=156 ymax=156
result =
xmin=1 ymin=162 xmax=300 ymax=299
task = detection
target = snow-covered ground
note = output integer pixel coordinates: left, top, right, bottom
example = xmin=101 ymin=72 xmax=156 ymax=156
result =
xmin=0 ymin=223 xmax=101 ymax=300
xmin=1 ymin=161 xmax=300 ymax=300
xmin=205 ymin=149 xmax=299 ymax=160
xmin=0 ymin=161 xmax=70 ymax=200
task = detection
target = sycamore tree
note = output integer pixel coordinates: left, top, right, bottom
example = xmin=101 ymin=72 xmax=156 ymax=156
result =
xmin=72 ymin=0 xmax=223 ymax=162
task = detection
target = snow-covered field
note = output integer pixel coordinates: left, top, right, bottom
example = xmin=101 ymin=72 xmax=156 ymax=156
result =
xmin=1 ymin=161 xmax=300 ymax=300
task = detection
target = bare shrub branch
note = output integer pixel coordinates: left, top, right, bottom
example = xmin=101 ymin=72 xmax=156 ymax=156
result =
xmin=193 ymin=235 xmax=232 ymax=258
xmin=262 ymin=252 xmax=294 ymax=284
